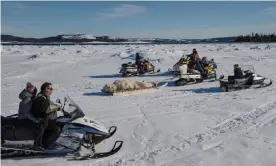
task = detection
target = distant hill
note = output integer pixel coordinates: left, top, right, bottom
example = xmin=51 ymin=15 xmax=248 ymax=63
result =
xmin=1 ymin=34 xmax=237 ymax=44
xmin=1 ymin=34 xmax=128 ymax=43
xmin=128 ymin=36 xmax=236 ymax=44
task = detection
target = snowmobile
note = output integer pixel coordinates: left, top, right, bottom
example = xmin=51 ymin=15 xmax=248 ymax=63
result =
xmin=201 ymin=56 xmax=217 ymax=69
xmin=218 ymin=65 xmax=272 ymax=92
xmin=119 ymin=59 xmax=160 ymax=77
xmin=1 ymin=96 xmax=123 ymax=160
xmin=168 ymin=56 xmax=217 ymax=86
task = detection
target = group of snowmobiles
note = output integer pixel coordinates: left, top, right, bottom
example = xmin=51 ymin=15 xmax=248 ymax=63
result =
xmin=118 ymin=50 xmax=272 ymax=92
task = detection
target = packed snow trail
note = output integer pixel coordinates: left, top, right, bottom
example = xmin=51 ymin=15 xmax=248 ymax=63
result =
xmin=1 ymin=43 xmax=276 ymax=166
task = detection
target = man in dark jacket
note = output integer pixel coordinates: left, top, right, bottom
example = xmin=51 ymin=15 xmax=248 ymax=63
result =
xmin=234 ymin=64 xmax=244 ymax=79
xmin=135 ymin=53 xmax=146 ymax=74
xmin=31 ymin=82 xmax=62 ymax=150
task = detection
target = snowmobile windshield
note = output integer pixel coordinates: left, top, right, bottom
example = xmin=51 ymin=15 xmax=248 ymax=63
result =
xmin=239 ymin=65 xmax=255 ymax=74
xmin=63 ymin=96 xmax=86 ymax=122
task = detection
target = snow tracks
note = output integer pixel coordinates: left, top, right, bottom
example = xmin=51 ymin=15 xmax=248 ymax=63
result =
xmin=101 ymin=100 xmax=276 ymax=166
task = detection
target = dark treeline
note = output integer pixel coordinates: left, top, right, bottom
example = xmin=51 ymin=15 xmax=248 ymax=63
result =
xmin=234 ymin=33 xmax=276 ymax=42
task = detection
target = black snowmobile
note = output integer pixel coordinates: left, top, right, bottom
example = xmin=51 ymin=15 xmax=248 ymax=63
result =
xmin=1 ymin=96 xmax=123 ymax=160
xmin=218 ymin=66 xmax=272 ymax=92
xmin=119 ymin=59 xmax=160 ymax=77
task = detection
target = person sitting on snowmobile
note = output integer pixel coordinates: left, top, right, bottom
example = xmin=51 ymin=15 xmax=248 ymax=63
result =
xmin=31 ymin=82 xmax=63 ymax=151
xmin=187 ymin=49 xmax=205 ymax=76
xmin=135 ymin=52 xmax=146 ymax=74
xmin=234 ymin=64 xmax=244 ymax=79
xmin=135 ymin=52 xmax=143 ymax=65
xmin=18 ymin=82 xmax=39 ymax=123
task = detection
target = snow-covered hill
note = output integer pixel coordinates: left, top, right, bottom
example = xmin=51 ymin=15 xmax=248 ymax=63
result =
xmin=1 ymin=43 xmax=276 ymax=166
xmin=60 ymin=34 xmax=96 ymax=40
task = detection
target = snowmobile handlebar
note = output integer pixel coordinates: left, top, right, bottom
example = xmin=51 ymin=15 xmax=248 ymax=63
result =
xmin=56 ymin=97 xmax=70 ymax=117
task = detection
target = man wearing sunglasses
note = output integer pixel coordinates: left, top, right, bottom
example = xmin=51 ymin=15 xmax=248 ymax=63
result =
xmin=31 ymin=82 xmax=62 ymax=151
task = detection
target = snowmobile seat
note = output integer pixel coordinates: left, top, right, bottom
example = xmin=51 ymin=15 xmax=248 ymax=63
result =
xmin=1 ymin=116 xmax=36 ymax=128
xmin=122 ymin=63 xmax=137 ymax=68
xmin=1 ymin=116 xmax=39 ymax=141
xmin=228 ymin=76 xmax=235 ymax=84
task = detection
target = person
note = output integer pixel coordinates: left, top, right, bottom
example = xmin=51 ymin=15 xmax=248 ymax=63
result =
xmin=187 ymin=49 xmax=200 ymax=61
xmin=31 ymin=82 xmax=62 ymax=150
xmin=187 ymin=49 xmax=205 ymax=75
xmin=135 ymin=52 xmax=146 ymax=74
xmin=135 ymin=53 xmax=143 ymax=66
xmin=18 ymin=82 xmax=38 ymax=122
xmin=234 ymin=64 xmax=244 ymax=79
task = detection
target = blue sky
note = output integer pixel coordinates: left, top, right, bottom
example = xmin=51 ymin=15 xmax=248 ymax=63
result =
xmin=2 ymin=1 xmax=276 ymax=39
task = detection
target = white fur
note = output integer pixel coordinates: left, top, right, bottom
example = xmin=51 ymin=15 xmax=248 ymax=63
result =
xmin=102 ymin=79 xmax=157 ymax=93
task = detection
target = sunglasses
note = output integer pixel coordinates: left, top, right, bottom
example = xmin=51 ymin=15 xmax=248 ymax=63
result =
xmin=47 ymin=87 xmax=53 ymax=91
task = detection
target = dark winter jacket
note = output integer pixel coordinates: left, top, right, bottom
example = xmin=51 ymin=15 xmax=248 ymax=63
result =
xmin=135 ymin=54 xmax=143 ymax=66
xmin=234 ymin=67 xmax=243 ymax=79
xmin=31 ymin=93 xmax=49 ymax=119
xmin=31 ymin=92 xmax=61 ymax=120
xmin=18 ymin=89 xmax=39 ymax=123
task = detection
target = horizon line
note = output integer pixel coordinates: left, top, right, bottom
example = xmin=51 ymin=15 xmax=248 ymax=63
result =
xmin=3 ymin=33 xmax=275 ymax=40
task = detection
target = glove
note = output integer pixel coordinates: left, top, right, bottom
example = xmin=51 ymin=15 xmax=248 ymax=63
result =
xmin=63 ymin=111 xmax=71 ymax=117
xmin=37 ymin=118 xmax=47 ymax=126
xmin=57 ymin=106 xmax=63 ymax=111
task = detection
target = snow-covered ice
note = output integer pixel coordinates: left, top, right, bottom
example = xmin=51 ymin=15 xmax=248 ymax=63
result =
xmin=1 ymin=43 xmax=276 ymax=166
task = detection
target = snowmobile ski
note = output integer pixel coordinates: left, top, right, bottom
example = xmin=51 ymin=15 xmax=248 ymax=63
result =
xmin=73 ymin=141 xmax=123 ymax=160
xmin=255 ymin=79 xmax=272 ymax=88
xmin=1 ymin=146 xmax=46 ymax=158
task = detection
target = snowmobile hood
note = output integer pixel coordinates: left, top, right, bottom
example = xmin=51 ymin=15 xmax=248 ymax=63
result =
xmin=72 ymin=116 xmax=109 ymax=134
xmin=19 ymin=89 xmax=33 ymax=100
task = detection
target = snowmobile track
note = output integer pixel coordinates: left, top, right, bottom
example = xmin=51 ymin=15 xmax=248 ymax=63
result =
xmin=101 ymin=100 xmax=276 ymax=166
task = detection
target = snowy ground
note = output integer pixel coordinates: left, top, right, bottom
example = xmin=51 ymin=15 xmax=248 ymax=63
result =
xmin=1 ymin=43 xmax=276 ymax=166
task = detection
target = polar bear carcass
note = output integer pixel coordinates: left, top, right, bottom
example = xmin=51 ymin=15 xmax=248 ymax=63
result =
xmin=102 ymin=79 xmax=157 ymax=94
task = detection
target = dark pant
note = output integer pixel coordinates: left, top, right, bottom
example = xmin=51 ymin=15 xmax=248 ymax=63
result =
xmin=34 ymin=122 xmax=46 ymax=148
xmin=195 ymin=60 xmax=204 ymax=73
xmin=34 ymin=119 xmax=60 ymax=148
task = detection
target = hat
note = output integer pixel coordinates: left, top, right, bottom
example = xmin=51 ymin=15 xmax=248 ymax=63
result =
xmin=26 ymin=82 xmax=35 ymax=94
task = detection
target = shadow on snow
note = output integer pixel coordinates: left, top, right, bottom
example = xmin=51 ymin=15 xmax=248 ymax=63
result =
xmin=173 ymin=87 xmax=222 ymax=94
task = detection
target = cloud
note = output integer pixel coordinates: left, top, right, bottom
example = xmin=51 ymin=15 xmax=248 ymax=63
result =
xmin=115 ymin=23 xmax=276 ymax=39
xmin=97 ymin=4 xmax=146 ymax=19
xmin=261 ymin=7 xmax=276 ymax=15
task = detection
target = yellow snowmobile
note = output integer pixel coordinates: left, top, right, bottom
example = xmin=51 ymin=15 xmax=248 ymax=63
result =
xmin=168 ymin=57 xmax=217 ymax=86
